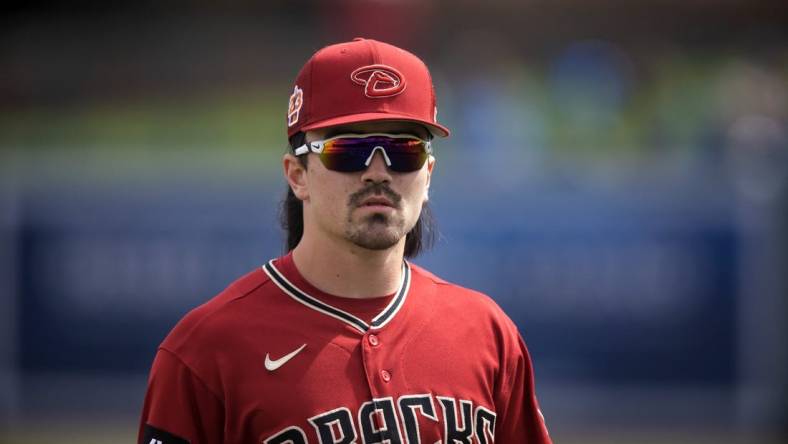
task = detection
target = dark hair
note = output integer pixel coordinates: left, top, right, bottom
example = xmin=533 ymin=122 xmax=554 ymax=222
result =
xmin=280 ymin=133 xmax=436 ymax=258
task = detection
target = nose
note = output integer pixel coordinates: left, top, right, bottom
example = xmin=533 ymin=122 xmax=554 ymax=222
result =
xmin=360 ymin=150 xmax=392 ymax=184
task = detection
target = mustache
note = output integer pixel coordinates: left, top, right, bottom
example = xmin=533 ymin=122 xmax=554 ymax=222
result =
xmin=348 ymin=183 xmax=402 ymax=208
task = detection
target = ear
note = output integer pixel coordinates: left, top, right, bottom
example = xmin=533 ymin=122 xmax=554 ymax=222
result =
xmin=424 ymin=155 xmax=436 ymax=202
xmin=283 ymin=154 xmax=309 ymax=201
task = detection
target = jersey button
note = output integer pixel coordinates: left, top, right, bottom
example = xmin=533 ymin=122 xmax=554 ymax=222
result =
xmin=368 ymin=334 xmax=380 ymax=347
xmin=380 ymin=369 xmax=391 ymax=382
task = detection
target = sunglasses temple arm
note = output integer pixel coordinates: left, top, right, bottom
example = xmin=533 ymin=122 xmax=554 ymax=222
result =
xmin=294 ymin=141 xmax=323 ymax=156
xmin=294 ymin=144 xmax=309 ymax=156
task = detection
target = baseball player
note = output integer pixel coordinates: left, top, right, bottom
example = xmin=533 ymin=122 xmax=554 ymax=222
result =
xmin=139 ymin=38 xmax=551 ymax=444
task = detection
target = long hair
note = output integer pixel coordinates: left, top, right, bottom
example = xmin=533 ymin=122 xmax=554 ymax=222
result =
xmin=280 ymin=134 xmax=436 ymax=258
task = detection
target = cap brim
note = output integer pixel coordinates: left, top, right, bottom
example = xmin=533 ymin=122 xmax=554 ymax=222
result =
xmin=301 ymin=112 xmax=450 ymax=138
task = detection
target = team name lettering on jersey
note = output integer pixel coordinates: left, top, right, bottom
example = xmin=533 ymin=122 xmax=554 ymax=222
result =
xmin=264 ymin=394 xmax=496 ymax=444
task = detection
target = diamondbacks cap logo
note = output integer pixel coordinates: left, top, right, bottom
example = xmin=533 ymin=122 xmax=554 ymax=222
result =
xmin=287 ymin=85 xmax=303 ymax=127
xmin=350 ymin=64 xmax=406 ymax=98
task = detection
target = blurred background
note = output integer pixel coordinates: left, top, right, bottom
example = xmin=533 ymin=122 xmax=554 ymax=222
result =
xmin=1 ymin=1 xmax=787 ymax=443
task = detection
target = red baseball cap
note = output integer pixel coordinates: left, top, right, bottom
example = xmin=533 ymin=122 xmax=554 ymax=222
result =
xmin=286 ymin=38 xmax=450 ymax=139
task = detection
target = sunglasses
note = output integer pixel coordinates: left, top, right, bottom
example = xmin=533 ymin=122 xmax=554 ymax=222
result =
xmin=294 ymin=133 xmax=433 ymax=173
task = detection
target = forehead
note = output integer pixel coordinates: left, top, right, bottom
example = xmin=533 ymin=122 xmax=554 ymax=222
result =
xmin=309 ymin=121 xmax=430 ymax=139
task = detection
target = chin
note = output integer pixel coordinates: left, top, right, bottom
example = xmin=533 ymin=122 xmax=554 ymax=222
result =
xmin=346 ymin=226 xmax=404 ymax=251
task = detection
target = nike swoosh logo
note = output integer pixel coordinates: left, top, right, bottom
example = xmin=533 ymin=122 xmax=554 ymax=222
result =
xmin=265 ymin=344 xmax=307 ymax=371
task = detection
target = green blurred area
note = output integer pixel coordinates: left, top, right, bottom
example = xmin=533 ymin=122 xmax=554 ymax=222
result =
xmin=0 ymin=89 xmax=288 ymax=181
xmin=2 ymin=53 xmax=784 ymax=177
xmin=1 ymin=90 xmax=281 ymax=151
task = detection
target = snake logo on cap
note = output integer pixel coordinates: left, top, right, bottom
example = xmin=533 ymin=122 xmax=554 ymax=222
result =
xmin=350 ymin=64 xmax=406 ymax=98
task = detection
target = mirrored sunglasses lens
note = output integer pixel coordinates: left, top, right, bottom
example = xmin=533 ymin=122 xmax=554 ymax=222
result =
xmin=319 ymin=138 xmax=370 ymax=171
xmin=321 ymin=137 xmax=428 ymax=172
xmin=318 ymin=151 xmax=367 ymax=172
xmin=374 ymin=138 xmax=428 ymax=172
xmin=386 ymin=149 xmax=428 ymax=172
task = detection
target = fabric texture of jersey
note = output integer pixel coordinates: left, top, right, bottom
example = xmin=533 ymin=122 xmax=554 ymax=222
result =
xmin=138 ymin=253 xmax=551 ymax=444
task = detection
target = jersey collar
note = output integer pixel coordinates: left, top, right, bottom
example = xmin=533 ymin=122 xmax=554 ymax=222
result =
xmin=263 ymin=259 xmax=411 ymax=333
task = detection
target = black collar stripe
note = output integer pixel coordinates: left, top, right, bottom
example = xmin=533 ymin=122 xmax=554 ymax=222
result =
xmin=370 ymin=262 xmax=410 ymax=329
xmin=263 ymin=261 xmax=368 ymax=333
xmin=262 ymin=259 xmax=411 ymax=333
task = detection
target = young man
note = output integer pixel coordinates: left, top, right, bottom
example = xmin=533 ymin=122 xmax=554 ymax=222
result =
xmin=139 ymin=38 xmax=551 ymax=444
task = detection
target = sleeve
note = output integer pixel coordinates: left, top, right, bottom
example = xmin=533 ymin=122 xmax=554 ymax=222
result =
xmin=494 ymin=334 xmax=552 ymax=444
xmin=138 ymin=348 xmax=225 ymax=444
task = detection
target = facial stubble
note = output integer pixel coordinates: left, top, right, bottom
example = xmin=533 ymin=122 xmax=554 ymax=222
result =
xmin=345 ymin=184 xmax=411 ymax=251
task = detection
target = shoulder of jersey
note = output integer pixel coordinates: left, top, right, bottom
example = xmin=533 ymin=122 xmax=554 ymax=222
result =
xmin=409 ymin=263 xmax=524 ymax=349
xmin=160 ymin=266 xmax=275 ymax=351
xmin=409 ymin=262 xmax=513 ymax=321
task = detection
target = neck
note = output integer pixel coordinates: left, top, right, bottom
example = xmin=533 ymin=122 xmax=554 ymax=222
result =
xmin=291 ymin=232 xmax=405 ymax=299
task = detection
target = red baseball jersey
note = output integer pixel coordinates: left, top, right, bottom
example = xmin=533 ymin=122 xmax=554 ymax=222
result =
xmin=139 ymin=253 xmax=551 ymax=444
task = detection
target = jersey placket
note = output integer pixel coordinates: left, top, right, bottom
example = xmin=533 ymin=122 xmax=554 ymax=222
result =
xmin=263 ymin=259 xmax=412 ymax=441
xmin=361 ymin=328 xmax=392 ymax=392
xmin=357 ymin=326 xmax=405 ymax=443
